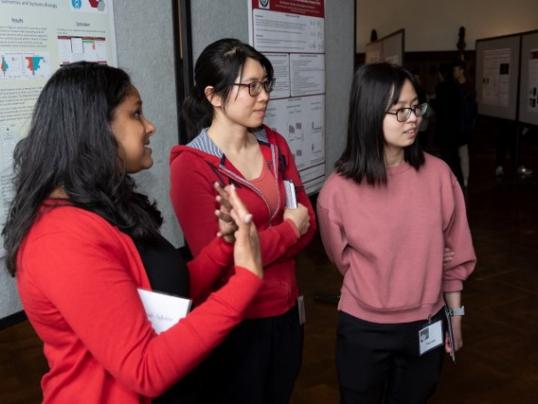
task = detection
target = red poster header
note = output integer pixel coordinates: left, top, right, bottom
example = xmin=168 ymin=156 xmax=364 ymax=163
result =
xmin=252 ymin=0 xmax=324 ymax=18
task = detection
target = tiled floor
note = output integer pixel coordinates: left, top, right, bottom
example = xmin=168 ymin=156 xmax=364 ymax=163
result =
xmin=1 ymin=140 xmax=537 ymax=403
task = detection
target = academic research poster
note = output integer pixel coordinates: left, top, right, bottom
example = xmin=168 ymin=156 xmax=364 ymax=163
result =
xmin=248 ymin=0 xmax=325 ymax=194
xmin=0 ymin=0 xmax=117 ymax=256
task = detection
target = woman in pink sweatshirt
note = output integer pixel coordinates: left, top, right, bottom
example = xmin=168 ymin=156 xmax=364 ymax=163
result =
xmin=317 ymin=63 xmax=476 ymax=403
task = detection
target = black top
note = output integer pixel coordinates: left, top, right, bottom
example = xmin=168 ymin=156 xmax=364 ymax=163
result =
xmin=135 ymin=234 xmax=189 ymax=298
xmin=134 ymin=235 xmax=200 ymax=404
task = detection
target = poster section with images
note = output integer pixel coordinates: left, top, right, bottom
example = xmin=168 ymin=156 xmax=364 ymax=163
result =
xmin=248 ymin=0 xmax=325 ymax=194
xmin=481 ymin=48 xmax=512 ymax=108
xmin=528 ymin=49 xmax=538 ymax=113
xmin=0 ymin=0 xmax=117 ymax=256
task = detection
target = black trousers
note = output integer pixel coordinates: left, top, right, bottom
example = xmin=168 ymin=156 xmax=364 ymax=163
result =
xmin=200 ymin=305 xmax=303 ymax=404
xmin=337 ymin=310 xmax=445 ymax=404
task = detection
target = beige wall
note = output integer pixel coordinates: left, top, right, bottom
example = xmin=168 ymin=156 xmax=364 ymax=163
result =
xmin=357 ymin=0 xmax=538 ymax=52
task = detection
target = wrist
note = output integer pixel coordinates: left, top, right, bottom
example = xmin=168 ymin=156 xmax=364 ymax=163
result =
xmin=285 ymin=218 xmax=300 ymax=238
xmin=447 ymin=305 xmax=465 ymax=317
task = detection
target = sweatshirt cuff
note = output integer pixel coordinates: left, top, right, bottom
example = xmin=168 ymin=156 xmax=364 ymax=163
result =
xmin=205 ymin=236 xmax=234 ymax=265
xmin=213 ymin=266 xmax=263 ymax=313
xmin=281 ymin=219 xmax=300 ymax=244
xmin=443 ymin=279 xmax=463 ymax=293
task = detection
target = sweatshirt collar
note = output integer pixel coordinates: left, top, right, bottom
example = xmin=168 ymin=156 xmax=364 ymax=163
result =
xmin=187 ymin=126 xmax=268 ymax=159
xmin=386 ymin=160 xmax=412 ymax=176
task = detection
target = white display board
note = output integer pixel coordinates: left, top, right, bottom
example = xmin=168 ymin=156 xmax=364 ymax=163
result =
xmin=475 ymin=35 xmax=520 ymax=120
xmin=365 ymin=29 xmax=404 ymax=66
xmin=0 ymin=0 xmax=117 ymax=257
xmin=247 ymin=0 xmax=326 ymax=194
xmin=519 ymin=31 xmax=538 ymax=126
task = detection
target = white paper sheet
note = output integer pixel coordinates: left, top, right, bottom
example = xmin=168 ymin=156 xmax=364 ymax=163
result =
xmin=137 ymin=288 xmax=191 ymax=334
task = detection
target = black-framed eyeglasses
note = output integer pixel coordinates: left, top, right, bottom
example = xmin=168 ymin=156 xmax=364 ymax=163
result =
xmin=233 ymin=79 xmax=275 ymax=97
xmin=386 ymin=103 xmax=429 ymax=122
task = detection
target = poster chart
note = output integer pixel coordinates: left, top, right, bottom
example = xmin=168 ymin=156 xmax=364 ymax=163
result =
xmin=481 ymin=48 xmax=512 ymax=108
xmin=0 ymin=0 xmax=117 ymax=256
xmin=527 ymin=49 xmax=538 ymax=113
xmin=248 ymin=0 xmax=325 ymax=194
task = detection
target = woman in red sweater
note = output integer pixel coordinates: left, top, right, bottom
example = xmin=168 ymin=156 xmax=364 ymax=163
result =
xmin=317 ymin=63 xmax=476 ymax=403
xmin=169 ymin=38 xmax=316 ymax=404
xmin=2 ymin=62 xmax=263 ymax=404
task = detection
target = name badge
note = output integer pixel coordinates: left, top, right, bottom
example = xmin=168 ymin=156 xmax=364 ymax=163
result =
xmin=418 ymin=320 xmax=443 ymax=355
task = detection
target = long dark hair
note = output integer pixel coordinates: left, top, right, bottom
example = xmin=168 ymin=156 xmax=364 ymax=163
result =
xmin=336 ymin=63 xmax=425 ymax=186
xmin=2 ymin=62 xmax=162 ymax=275
xmin=182 ymin=38 xmax=274 ymax=140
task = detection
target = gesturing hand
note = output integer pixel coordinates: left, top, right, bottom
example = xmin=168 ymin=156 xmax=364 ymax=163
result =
xmin=224 ymin=185 xmax=262 ymax=279
xmin=214 ymin=182 xmax=237 ymax=243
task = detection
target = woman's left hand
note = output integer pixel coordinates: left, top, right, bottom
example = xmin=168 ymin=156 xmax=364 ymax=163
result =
xmin=443 ymin=247 xmax=455 ymax=268
xmin=214 ymin=182 xmax=237 ymax=243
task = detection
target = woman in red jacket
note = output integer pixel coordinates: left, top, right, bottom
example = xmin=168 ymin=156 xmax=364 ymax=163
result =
xmin=170 ymin=38 xmax=316 ymax=404
xmin=2 ymin=61 xmax=262 ymax=404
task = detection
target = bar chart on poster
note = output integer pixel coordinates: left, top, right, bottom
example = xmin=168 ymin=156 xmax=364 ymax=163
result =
xmin=0 ymin=0 xmax=117 ymax=256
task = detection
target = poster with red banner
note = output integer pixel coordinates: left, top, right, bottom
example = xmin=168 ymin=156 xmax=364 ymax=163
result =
xmin=248 ymin=0 xmax=325 ymax=194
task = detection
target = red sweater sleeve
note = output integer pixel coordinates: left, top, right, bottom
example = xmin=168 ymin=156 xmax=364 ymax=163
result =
xmin=188 ymin=236 xmax=233 ymax=304
xmin=20 ymin=215 xmax=262 ymax=398
xmin=170 ymin=154 xmax=219 ymax=257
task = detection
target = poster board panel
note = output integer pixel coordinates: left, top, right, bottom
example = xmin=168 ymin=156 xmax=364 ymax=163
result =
xmin=519 ymin=31 xmax=538 ymax=126
xmin=365 ymin=29 xmax=404 ymax=66
xmin=248 ymin=0 xmax=326 ymax=195
xmin=475 ymin=35 xmax=520 ymax=120
xmin=365 ymin=41 xmax=382 ymax=63
xmin=0 ymin=0 xmax=117 ymax=258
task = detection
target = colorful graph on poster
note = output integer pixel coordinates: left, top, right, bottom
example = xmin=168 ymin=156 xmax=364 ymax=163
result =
xmin=0 ymin=52 xmax=49 ymax=80
xmin=57 ymin=35 xmax=107 ymax=65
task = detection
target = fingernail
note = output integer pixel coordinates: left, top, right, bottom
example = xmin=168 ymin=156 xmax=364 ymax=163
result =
xmin=243 ymin=213 xmax=252 ymax=223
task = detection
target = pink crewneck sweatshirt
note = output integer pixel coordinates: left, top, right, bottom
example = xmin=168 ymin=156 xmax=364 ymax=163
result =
xmin=317 ymin=153 xmax=476 ymax=324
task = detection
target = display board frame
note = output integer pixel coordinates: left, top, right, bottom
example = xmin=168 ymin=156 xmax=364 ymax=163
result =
xmin=172 ymin=0 xmax=194 ymax=144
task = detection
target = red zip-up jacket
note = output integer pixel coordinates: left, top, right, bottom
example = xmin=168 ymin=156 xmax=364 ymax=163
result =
xmin=170 ymin=125 xmax=316 ymax=318
xmin=17 ymin=203 xmax=262 ymax=403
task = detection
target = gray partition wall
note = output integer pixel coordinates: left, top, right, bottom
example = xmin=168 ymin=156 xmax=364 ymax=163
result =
xmin=0 ymin=0 xmax=355 ymax=322
xmin=0 ymin=0 xmax=182 ymax=321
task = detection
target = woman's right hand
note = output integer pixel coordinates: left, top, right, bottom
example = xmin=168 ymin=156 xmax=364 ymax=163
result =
xmin=225 ymin=185 xmax=263 ymax=279
xmin=283 ymin=203 xmax=310 ymax=236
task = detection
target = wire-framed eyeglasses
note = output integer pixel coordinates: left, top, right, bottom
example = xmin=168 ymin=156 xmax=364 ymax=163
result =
xmin=233 ymin=79 xmax=275 ymax=97
xmin=386 ymin=103 xmax=429 ymax=122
